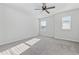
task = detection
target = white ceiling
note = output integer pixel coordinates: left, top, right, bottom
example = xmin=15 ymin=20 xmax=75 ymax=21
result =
xmin=1 ymin=3 xmax=79 ymax=18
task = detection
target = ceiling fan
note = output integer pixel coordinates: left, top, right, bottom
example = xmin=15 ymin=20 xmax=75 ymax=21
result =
xmin=35 ymin=3 xmax=55 ymax=14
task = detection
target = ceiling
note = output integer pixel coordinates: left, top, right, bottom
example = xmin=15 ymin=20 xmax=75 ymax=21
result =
xmin=1 ymin=3 xmax=79 ymax=18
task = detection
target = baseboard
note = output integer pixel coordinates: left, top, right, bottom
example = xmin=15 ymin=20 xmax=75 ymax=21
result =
xmin=39 ymin=35 xmax=79 ymax=43
xmin=54 ymin=36 xmax=79 ymax=43
xmin=0 ymin=34 xmax=38 ymax=46
xmin=38 ymin=35 xmax=54 ymax=38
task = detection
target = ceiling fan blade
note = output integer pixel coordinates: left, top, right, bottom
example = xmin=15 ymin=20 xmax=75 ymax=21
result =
xmin=46 ymin=6 xmax=55 ymax=9
xmin=35 ymin=9 xmax=42 ymax=10
xmin=45 ymin=10 xmax=50 ymax=14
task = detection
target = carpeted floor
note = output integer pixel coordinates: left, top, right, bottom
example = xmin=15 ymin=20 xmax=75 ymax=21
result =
xmin=21 ymin=36 xmax=79 ymax=55
xmin=0 ymin=36 xmax=79 ymax=55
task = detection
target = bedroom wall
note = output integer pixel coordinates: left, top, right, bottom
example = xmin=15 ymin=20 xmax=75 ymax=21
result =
xmin=0 ymin=5 xmax=39 ymax=45
xmin=39 ymin=8 xmax=79 ymax=42
xmin=54 ymin=8 xmax=79 ymax=42
xmin=0 ymin=6 xmax=6 ymax=43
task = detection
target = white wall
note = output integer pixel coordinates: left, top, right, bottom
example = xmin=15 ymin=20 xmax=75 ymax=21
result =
xmin=54 ymin=9 xmax=79 ymax=42
xmin=40 ymin=8 xmax=79 ymax=42
xmin=0 ymin=6 xmax=5 ymax=43
xmin=0 ymin=5 xmax=39 ymax=45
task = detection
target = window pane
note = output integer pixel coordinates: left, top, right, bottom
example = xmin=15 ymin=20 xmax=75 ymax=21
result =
xmin=41 ymin=20 xmax=46 ymax=27
xmin=40 ymin=20 xmax=47 ymax=31
xmin=62 ymin=16 xmax=71 ymax=30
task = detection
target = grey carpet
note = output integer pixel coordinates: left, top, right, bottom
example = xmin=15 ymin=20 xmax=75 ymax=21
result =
xmin=0 ymin=36 xmax=79 ymax=55
xmin=21 ymin=36 xmax=79 ymax=55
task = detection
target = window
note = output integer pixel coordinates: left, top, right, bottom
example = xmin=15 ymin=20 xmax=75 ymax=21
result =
xmin=40 ymin=20 xmax=47 ymax=31
xmin=62 ymin=16 xmax=71 ymax=30
xmin=41 ymin=20 xmax=46 ymax=27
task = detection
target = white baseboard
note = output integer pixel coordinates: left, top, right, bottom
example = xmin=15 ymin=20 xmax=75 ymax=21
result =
xmin=0 ymin=34 xmax=38 ymax=46
xmin=54 ymin=36 xmax=79 ymax=43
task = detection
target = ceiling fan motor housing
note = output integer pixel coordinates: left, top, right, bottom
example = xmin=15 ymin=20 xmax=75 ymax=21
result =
xmin=42 ymin=6 xmax=46 ymax=10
